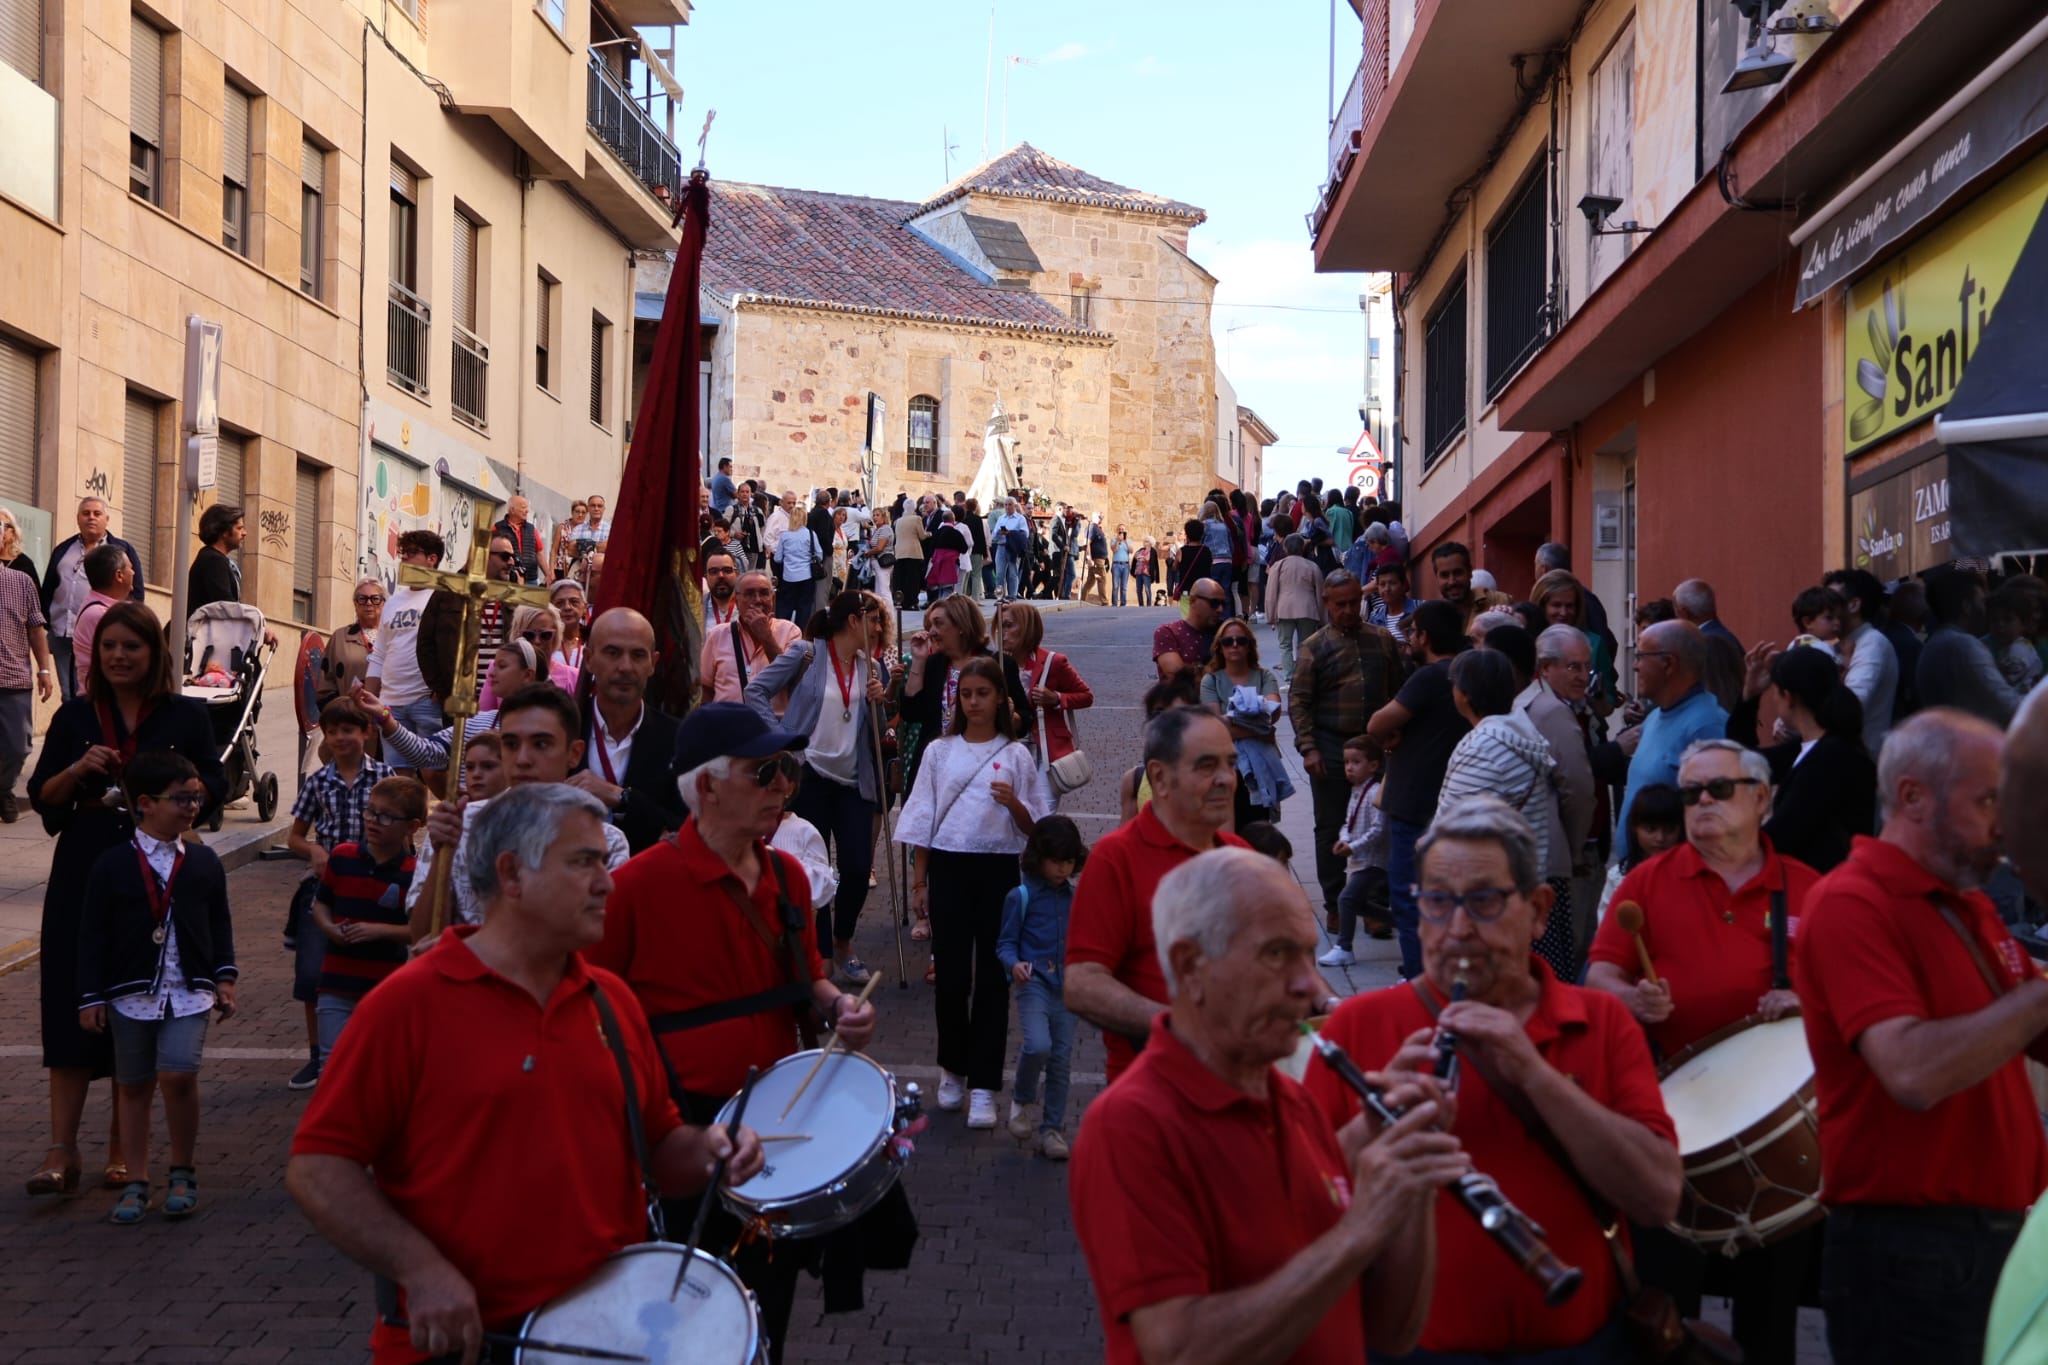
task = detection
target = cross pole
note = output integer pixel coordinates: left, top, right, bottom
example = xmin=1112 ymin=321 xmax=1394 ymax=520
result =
xmin=400 ymin=523 xmax=551 ymax=936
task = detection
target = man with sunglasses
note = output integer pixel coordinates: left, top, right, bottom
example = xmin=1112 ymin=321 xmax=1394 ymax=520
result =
xmin=1153 ymin=581 xmax=1225 ymax=680
xmin=590 ymin=703 xmax=880 ymax=1364
xmin=1307 ymin=796 xmax=1681 ymax=1363
xmin=1613 ymin=620 xmax=1728 ymax=836
xmin=417 ymin=532 xmax=521 ymax=728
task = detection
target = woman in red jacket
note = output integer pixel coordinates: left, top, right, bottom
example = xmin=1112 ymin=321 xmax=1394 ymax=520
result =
xmin=997 ymin=602 xmax=1093 ymax=800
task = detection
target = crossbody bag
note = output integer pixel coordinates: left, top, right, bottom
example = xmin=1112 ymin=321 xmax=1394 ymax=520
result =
xmin=1033 ymin=652 xmax=1093 ymax=795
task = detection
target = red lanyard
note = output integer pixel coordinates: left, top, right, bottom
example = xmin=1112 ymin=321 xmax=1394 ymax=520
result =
xmin=593 ymin=706 xmax=638 ymax=785
xmin=96 ymin=699 xmax=156 ymax=767
xmin=132 ymin=838 xmax=183 ymax=943
xmin=829 ymin=647 xmax=858 ymax=721
xmin=711 ymin=598 xmax=736 ymax=625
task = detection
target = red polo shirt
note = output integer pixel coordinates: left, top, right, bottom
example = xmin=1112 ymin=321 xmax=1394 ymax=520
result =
xmin=1589 ymin=839 xmax=1821 ymax=1055
xmin=1304 ymin=962 xmax=1676 ymax=1355
xmin=291 ymin=930 xmax=681 ymax=1364
xmin=587 ymin=820 xmax=826 ymax=1100
xmin=1070 ymin=1013 xmax=1366 ymax=1365
xmin=1795 ymin=836 xmax=2048 ymax=1210
xmin=1066 ymin=806 xmax=1249 ymax=1081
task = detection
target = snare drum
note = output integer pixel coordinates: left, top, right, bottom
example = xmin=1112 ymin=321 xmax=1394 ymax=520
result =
xmin=717 ymin=1049 xmax=919 ymax=1240
xmin=1657 ymin=1014 xmax=1824 ymax=1254
xmin=517 ymin=1242 xmax=763 ymax=1364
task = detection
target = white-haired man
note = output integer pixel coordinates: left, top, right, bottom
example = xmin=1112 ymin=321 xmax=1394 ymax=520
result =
xmin=1797 ymin=709 xmax=2048 ymax=1365
xmin=1071 ymin=845 xmax=1466 ymax=1364
xmin=289 ymin=782 xmax=764 ymax=1365
xmin=589 ymin=701 xmax=876 ymax=1364
xmin=1306 ymin=797 xmax=1680 ymax=1362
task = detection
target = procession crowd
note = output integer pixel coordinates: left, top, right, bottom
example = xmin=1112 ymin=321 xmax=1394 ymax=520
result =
xmin=11 ymin=456 xmax=2048 ymax=1365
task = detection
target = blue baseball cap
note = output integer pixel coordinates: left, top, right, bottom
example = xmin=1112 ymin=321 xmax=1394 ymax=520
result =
xmin=670 ymin=702 xmax=808 ymax=778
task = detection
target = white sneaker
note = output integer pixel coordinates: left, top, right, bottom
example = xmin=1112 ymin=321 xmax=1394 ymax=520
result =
xmin=1008 ymin=1099 xmax=1039 ymax=1140
xmin=966 ymin=1089 xmax=998 ymax=1129
xmin=1317 ymin=945 xmax=1356 ymax=967
xmin=937 ymin=1072 xmax=965 ymax=1111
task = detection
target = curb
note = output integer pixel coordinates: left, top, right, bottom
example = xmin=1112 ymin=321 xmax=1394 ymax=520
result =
xmin=0 ymin=814 xmax=293 ymax=980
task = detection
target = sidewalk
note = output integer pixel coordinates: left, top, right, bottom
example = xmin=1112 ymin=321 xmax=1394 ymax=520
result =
xmin=0 ymin=687 xmax=303 ymax=976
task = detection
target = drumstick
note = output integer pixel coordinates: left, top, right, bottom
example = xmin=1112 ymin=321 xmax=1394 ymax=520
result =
xmin=482 ymin=1333 xmax=649 ymax=1362
xmin=1612 ymin=901 xmax=1659 ymax=985
xmin=779 ymin=972 xmax=883 ymax=1121
xmin=758 ymin=1134 xmax=812 ymax=1143
xmin=671 ymin=1065 xmax=758 ymax=1304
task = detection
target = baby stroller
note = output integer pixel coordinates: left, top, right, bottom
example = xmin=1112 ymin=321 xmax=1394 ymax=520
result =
xmin=183 ymin=601 xmax=281 ymax=829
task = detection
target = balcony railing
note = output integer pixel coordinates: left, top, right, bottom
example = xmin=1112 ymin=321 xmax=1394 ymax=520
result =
xmin=452 ymin=326 xmax=489 ymax=431
xmin=586 ymin=52 xmax=683 ymax=207
xmin=1310 ymin=0 xmax=1393 ymax=239
xmin=1329 ymin=61 xmax=1365 ymax=184
xmin=388 ymin=282 xmax=430 ymax=396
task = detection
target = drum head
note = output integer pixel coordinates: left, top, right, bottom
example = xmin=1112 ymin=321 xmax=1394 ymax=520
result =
xmin=1660 ymin=1017 xmax=1813 ymax=1155
xmin=520 ymin=1244 xmax=757 ymax=1365
xmin=720 ymin=1051 xmax=895 ymax=1203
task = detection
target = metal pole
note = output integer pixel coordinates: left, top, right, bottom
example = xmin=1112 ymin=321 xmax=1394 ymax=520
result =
xmin=168 ymin=483 xmax=192 ymax=674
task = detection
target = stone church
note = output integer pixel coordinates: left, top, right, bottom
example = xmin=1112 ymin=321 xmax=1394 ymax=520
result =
xmin=640 ymin=144 xmax=1223 ymax=532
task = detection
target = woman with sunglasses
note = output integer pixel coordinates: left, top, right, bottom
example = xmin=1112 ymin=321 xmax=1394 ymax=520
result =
xmin=743 ymin=591 xmax=892 ymax=984
xmin=549 ymin=580 xmax=588 ymax=675
xmin=551 ymin=499 xmax=590 ymax=580
xmin=1199 ymin=618 xmax=1292 ymax=828
xmin=315 ymin=579 xmax=385 ymax=725
xmin=25 ymin=602 xmax=224 ymax=1197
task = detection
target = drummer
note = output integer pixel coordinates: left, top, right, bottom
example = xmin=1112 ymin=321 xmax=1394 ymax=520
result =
xmin=586 ymin=703 xmax=879 ymax=1365
xmin=1304 ymin=796 xmax=1681 ymax=1364
xmin=1584 ymin=737 xmax=1822 ymax=1364
xmin=288 ymin=783 xmax=765 ymax=1365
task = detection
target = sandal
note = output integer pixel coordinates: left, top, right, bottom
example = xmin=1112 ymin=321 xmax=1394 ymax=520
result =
xmin=25 ymin=1144 xmax=80 ymax=1197
xmin=164 ymin=1167 xmax=198 ymax=1219
xmin=102 ymin=1160 xmax=131 ymax=1189
xmin=109 ymin=1181 xmax=149 ymax=1226
xmin=910 ymin=917 xmax=931 ymax=942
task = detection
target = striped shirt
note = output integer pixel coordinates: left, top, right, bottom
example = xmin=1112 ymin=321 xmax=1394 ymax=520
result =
xmin=291 ymin=759 xmax=396 ymax=851
xmin=315 ymin=842 xmax=417 ymax=999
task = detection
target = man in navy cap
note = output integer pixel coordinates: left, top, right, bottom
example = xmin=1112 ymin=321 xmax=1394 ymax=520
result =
xmin=586 ymin=702 xmax=882 ymax=1364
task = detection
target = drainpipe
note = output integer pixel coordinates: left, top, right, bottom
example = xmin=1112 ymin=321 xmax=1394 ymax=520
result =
xmin=516 ymin=151 xmax=531 ymax=492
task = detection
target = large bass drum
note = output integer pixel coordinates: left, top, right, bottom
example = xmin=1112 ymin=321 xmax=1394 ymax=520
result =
xmin=715 ymin=1049 xmax=920 ymax=1240
xmin=516 ymin=1243 xmax=763 ymax=1364
xmin=1656 ymin=1013 xmax=1824 ymax=1254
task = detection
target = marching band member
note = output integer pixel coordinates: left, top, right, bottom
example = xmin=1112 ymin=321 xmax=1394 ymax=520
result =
xmin=1584 ymin=737 xmax=1820 ymax=1364
xmin=288 ymin=783 xmax=763 ymax=1365
xmin=1797 ymin=710 xmax=2048 ymax=1365
xmin=586 ymin=703 xmax=880 ymax=1365
xmin=1306 ymin=797 xmax=1681 ymax=1364
xmin=1071 ymin=845 xmax=1465 ymax=1365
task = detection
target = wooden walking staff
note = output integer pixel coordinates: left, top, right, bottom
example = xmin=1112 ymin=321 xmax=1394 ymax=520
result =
xmin=401 ymin=523 xmax=550 ymax=935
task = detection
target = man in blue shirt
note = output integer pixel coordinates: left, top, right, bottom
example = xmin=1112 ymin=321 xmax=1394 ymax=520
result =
xmin=991 ymin=498 xmax=1032 ymax=602
xmin=709 ymin=457 xmax=737 ymax=515
xmin=1617 ymin=620 xmax=1728 ymax=832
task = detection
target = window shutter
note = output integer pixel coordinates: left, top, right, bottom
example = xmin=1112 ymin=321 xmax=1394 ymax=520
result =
xmin=223 ymin=84 xmax=250 ymax=186
xmin=0 ymin=0 xmax=41 ymax=85
xmin=121 ymin=393 xmax=158 ymax=579
xmin=536 ymin=277 xmax=550 ymax=349
xmin=130 ymin=16 xmax=162 ymax=147
xmin=589 ymin=316 xmax=606 ymax=424
xmin=390 ymin=159 xmax=415 ymax=200
xmin=214 ymin=432 xmax=245 ymax=522
xmin=301 ymin=137 xmax=324 ymax=187
xmin=0 ymin=338 xmax=38 ymax=505
xmin=452 ymin=213 xmax=478 ymax=331
xmin=294 ymin=462 xmax=319 ymax=594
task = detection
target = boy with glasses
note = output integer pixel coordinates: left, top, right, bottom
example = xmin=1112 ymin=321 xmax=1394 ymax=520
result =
xmin=309 ymin=777 xmax=426 ymax=1064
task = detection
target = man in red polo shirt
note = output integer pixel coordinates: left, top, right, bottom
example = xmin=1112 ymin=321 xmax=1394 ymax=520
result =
xmin=587 ymin=701 xmax=877 ymax=1365
xmin=1072 ymin=845 xmax=1466 ymax=1364
xmin=1585 ymin=737 xmax=1821 ymax=1364
xmin=288 ymin=783 xmax=763 ymax=1365
xmin=1067 ymin=709 xmax=1270 ymax=1082
xmin=1306 ymin=796 xmax=1681 ymax=1362
xmin=1797 ymin=709 xmax=2048 ymax=1365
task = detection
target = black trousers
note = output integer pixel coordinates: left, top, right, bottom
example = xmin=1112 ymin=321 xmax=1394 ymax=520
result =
xmin=1308 ymin=771 xmax=1351 ymax=915
xmin=892 ymin=558 xmax=925 ymax=610
xmin=928 ymin=849 xmax=1018 ymax=1091
xmin=1822 ymin=1204 xmax=2022 ymax=1365
xmin=1633 ymin=1222 xmax=1820 ymax=1365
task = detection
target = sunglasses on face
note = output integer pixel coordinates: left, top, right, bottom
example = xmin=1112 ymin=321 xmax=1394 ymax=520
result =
xmin=1193 ymin=593 xmax=1224 ymax=605
xmin=744 ymin=753 xmax=802 ymax=787
xmin=1413 ymin=886 xmax=1516 ymax=923
xmin=490 ymin=550 xmax=515 ymax=562
xmin=522 ymin=630 xmax=557 ymax=644
xmin=1678 ymin=776 xmax=1763 ymax=805
xmin=355 ymin=594 xmax=385 ymax=605
xmin=1220 ymin=636 xmax=1251 ymax=648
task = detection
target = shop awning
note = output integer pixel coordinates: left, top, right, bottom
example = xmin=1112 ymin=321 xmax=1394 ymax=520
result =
xmin=1933 ymin=197 xmax=2048 ymax=558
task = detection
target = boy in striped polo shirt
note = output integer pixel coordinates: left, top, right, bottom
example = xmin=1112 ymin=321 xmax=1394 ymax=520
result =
xmin=310 ymin=776 xmax=427 ymax=1061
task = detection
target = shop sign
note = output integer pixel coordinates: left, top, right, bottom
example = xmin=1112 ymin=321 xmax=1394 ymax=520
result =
xmin=1849 ymin=453 xmax=1951 ymax=579
xmin=1844 ymin=150 xmax=2048 ymax=454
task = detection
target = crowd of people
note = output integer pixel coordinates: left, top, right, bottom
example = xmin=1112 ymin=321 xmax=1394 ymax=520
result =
xmin=13 ymin=456 xmax=2048 ymax=1365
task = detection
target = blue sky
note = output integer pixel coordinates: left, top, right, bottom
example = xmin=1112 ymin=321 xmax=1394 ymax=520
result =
xmin=665 ymin=0 xmax=1372 ymax=497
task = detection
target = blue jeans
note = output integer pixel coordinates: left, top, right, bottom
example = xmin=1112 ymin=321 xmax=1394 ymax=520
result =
xmin=1012 ymin=975 xmax=1075 ymax=1131
xmin=926 ymin=582 xmax=956 ymax=603
xmin=1111 ymin=563 xmax=1129 ymax=605
xmin=315 ymin=993 xmax=359 ymax=1061
xmin=1822 ymin=1204 xmax=2021 ymax=1365
xmin=51 ymin=636 xmax=79 ymax=698
xmin=109 ymin=1008 xmax=210 ymax=1085
xmin=1386 ymin=816 xmax=1426 ymax=979
xmin=1134 ymin=572 xmax=1153 ymax=605
xmin=995 ymin=547 xmax=1022 ymax=599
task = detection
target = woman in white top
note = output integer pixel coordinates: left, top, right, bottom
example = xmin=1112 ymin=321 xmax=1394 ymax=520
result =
xmin=897 ymin=657 xmax=1050 ymax=1131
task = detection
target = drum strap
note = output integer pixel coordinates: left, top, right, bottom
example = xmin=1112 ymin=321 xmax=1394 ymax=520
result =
xmin=646 ymin=981 xmax=814 ymax=1035
xmin=1769 ymin=888 xmax=1792 ymax=991
xmin=1931 ymin=896 xmax=2011 ymax=999
xmin=589 ymin=981 xmax=669 ymax=1243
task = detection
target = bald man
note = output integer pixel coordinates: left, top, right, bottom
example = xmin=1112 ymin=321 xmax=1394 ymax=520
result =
xmin=567 ymin=608 xmax=686 ymax=854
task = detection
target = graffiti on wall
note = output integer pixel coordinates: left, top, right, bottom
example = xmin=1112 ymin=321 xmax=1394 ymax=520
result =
xmin=260 ymin=510 xmax=292 ymax=555
xmin=79 ymin=467 xmax=109 ymax=501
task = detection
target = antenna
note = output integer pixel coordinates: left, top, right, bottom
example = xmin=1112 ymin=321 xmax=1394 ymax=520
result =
xmin=981 ymin=7 xmax=994 ymax=159
xmin=1002 ymin=54 xmax=1035 ymax=148
xmin=943 ymin=125 xmax=960 ymax=181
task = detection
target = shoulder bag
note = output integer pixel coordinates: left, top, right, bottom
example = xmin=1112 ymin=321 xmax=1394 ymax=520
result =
xmin=922 ymin=740 xmax=1009 ymax=849
xmin=1034 ymin=652 xmax=1093 ymax=795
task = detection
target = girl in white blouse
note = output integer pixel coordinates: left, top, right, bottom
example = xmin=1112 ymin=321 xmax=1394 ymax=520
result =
xmin=898 ymin=657 xmax=1051 ymax=1131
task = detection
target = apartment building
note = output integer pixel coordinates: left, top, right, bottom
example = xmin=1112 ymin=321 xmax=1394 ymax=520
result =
xmin=0 ymin=0 xmax=365 ymax=638
xmin=1311 ymin=0 xmax=2042 ymax=647
xmin=358 ymin=0 xmax=685 ymax=590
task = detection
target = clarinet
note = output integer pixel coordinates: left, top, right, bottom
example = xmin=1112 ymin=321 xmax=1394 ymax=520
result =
xmin=1432 ymin=963 xmax=1468 ymax=1089
xmin=1308 ymin=1032 xmax=1585 ymax=1308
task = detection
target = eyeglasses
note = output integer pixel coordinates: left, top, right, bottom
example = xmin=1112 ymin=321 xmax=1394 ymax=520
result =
xmin=1678 ymin=776 xmax=1763 ymax=806
xmin=1193 ymin=593 xmax=1225 ymax=605
xmin=1545 ymin=660 xmax=1590 ymax=675
xmin=1635 ymin=650 xmax=1674 ymax=662
xmin=522 ymin=630 xmax=557 ymax=645
xmin=489 ymin=550 xmax=515 ymax=562
xmin=364 ymin=808 xmax=412 ymax=826
xmin=147 ymin=791 xmax=206 ymax=809
xmin=355 ymin=594 xmax=385 ymax=606
xmin=745 ymin=753 xmax=802 ymax=787
xmin=1413 ymin=886 xmax=1518 ymax=923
